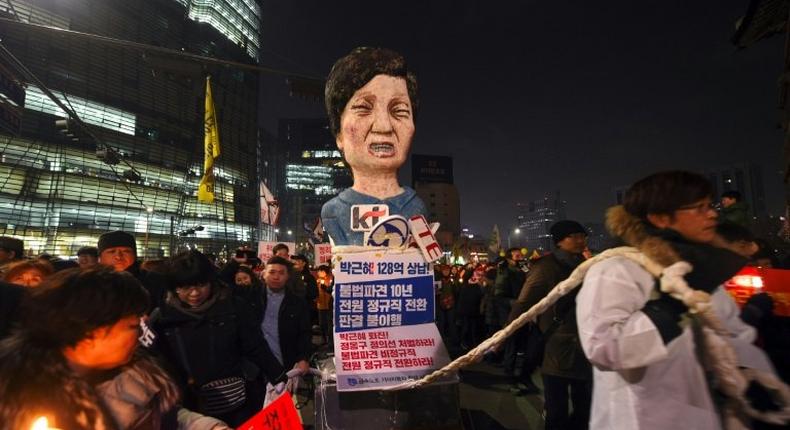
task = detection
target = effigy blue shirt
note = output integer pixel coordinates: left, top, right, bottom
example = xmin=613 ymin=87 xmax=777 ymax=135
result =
xmin=321 ymin=187 xmax=427 ymax=246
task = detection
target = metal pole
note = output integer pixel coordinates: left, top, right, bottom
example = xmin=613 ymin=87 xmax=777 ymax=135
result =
xmin=169 ymin=216 xmax=175 ymax=256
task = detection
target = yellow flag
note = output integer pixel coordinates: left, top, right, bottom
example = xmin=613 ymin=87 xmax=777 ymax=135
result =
xmin=198 ymin=76 xmax=220 ymax=203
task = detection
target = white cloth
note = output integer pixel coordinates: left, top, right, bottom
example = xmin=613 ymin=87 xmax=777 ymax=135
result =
xmin=711 ymin=286 xmax=776 ymax=375
xmin=576 ymin=256 xmax=721 ymax=430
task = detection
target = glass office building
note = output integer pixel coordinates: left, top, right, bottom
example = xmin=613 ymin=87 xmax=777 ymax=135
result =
xmin=0 ymin=0 xmax=263 ymax=258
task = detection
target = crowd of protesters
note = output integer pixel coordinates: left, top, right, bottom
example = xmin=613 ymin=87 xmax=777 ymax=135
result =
xmin=0 ymin=232 xmax=324 ymax=429
xmin=428 ymin=174 xmax=790 ymax=430
xmin=1 ymin=172 xmax=790 ymax=429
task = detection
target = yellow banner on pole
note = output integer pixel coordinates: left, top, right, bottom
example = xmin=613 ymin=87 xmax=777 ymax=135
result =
xmin=198 ymin=76 xmax=220 ymax=203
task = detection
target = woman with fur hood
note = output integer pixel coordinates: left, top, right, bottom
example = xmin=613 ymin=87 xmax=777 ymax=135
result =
xmin=0 ymin=266 xmax=229 ymax=430
xmin=576 ymin=171 xmax=748 ymax=429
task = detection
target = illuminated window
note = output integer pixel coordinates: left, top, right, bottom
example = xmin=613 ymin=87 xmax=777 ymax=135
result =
xmin=24 ymin=86 xmax=136 ymax=136
xmin=184 ymin=0 xmax=261 ymax=60
xmin=285 ymin=164 xmax=338 ymax=195
xmin=301 ymin=150 xmax=342 ymax=159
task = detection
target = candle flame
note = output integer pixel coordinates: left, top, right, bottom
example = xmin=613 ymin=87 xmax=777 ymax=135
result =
xmin=31 ymin=416 xmax=49 ymax=430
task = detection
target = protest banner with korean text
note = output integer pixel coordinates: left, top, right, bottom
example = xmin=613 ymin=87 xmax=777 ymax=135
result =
xmin=258 ymin=241 xmax=295 ymax=262
xmin=332 ymin=247 xmax=449 ymax=391
xmin=314 ymin=243 xmax=332 ymax=266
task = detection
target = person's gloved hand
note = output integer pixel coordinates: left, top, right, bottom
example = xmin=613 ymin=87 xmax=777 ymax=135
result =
xmin=642 ymin=292 xmax=687 ymax=345
xmin=745 ymin=380 xmax=781 ymax=412
xmin=741 ymin=293 xmax=774 ymax=328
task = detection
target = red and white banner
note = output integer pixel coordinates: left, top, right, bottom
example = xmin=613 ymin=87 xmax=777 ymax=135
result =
xmin=236 ymin=391 xmax=301 ymax=430
xmin=258 ymin=241 xmax=295 ymax=262
xmin=314 ymin=243 xmax=332 ymax=266
xmin=259 ymin=181 xmax=280 ymax=226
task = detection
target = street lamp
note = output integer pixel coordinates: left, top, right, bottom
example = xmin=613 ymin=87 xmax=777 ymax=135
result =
xmin=287 ymin=230 xmax=293 ymax=236
xmin=508 ymin=228 xmax=521 ymax=248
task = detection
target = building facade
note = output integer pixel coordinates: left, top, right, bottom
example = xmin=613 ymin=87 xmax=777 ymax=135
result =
xmin=412 ymin=154 xmax=461 ymax=252
xmin=275 ymin=118 xmax=351 ymax=247
xmin=516 ymin=191 xmax=567 ymax=252
xmin=0 ymin=0 xmax=263 ymax=258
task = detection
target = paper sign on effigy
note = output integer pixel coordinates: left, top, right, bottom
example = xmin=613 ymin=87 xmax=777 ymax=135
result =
xmin=332 ymin=247 xmax=450 ymax=391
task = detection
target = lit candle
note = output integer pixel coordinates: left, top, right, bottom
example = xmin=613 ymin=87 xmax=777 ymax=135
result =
xmin=31 ymin=416 xmax=62 ymax=430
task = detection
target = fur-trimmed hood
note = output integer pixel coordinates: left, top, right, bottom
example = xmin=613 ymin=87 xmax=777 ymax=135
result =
xmin=0 ymin=329 xmax=180 ymax=430
xmin=605 ymin=205 xmax=746 ymax=290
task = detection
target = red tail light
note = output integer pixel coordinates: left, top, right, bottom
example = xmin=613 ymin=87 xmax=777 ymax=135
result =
xmin=728 ymin=274 xmax=764 ymax=289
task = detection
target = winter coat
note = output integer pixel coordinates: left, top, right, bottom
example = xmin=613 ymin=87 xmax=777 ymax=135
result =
xmin=316 ymin=277 xmax=333 ymax=311
xmin=301 ymin=269 xmax=318 ymax=304
xmin=508 ymin=252 xmax=590 ymax=379
xmin=575 ymin=206 xmax=747 ymax=430
xmin=126 ymin=260 xmax=168 ymax=312
xmin=578 ymin=256 xmax=721 ymax=429
xmin=438 ymin=275 xmax=458 ymax=310
xmin=456 ymin=282 xmax=483 ymax=317
xmin=0 ymin=331 xmax=223 ymax=430
xmin=493 ymin=263 xmax=525 ymax=299
xmin=152 ymin=286 xmax=285 ymax=403
xmin=0 ymin=281 xmax=24 ymax=340
xmin=720 ymin=201 xmax=750 ymax=227
xmin=253 ymin=286 xmax=312 ymax=369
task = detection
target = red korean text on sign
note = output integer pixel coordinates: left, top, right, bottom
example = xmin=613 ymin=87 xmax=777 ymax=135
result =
xmin=236 ymin=392 xmax=301 ymax=430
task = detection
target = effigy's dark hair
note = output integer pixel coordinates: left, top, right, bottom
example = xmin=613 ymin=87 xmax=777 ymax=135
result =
xmin=624 ymin=170 xmax=713 ymax=220
xmin=324 ymin=47 xmax=418 ymax=137
xmin=21 ymin=266 xmax=149 ymax=348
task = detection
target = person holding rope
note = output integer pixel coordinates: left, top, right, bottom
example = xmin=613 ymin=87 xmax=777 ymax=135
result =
xmin=576 ymin=171 xmax=747 ymax=429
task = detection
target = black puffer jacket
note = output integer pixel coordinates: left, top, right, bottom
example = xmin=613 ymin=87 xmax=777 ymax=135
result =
xmin=152 ymin=285 xmax=285 ymax=407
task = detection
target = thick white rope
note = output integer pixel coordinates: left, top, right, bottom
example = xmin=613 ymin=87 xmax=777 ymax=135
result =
xmin=382 ymin=247 xmax=790 ymax=426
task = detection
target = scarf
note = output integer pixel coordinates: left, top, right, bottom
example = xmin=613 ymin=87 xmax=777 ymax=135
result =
xmin=648 ymin=226 xmax=747 ymax=293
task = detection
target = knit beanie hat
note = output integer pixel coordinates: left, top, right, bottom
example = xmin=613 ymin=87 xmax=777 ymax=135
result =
xmin=0 ymin=237 xmax=24 ymax=259
xmin=97 ymin=231 xmax=137 ymax=254
xmin=550 ymin=220 xmax=587 ymax=244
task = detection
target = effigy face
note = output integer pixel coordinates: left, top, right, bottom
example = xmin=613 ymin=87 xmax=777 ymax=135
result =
xmin=336 ymin=74 xmax=414 ymax=177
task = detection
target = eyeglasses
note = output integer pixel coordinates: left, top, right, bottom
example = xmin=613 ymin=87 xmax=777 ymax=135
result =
xmin=175 ymin=283 xmax=211 ymax=293
xmin=676 ymin=201 xmax=717 ymax=214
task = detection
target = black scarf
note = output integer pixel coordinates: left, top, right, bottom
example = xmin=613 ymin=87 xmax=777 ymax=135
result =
xmin=650 ymin=227 xmax=747 ymax=293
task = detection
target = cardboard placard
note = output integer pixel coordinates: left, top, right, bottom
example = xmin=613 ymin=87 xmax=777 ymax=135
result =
xmin=236 ymin=392 xmax=301 ymax=430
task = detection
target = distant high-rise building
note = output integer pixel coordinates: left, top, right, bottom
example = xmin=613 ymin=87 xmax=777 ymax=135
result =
xmin=179 ymin=0 xmax=262 ymax=61
xmin=275 ymin=118 xmax=351 ymax=246
xmin=613 ymin=185 xmax=629 ymax=206
xmin=412 ymin=154 xmax=460 ymax=251
xmin=516 ymin=192 xmax=566 ymax=252
xmin=703 ymin=163 xmax=767 ymax=217
xmin=583 ymin=222 xmax=614 ymax=252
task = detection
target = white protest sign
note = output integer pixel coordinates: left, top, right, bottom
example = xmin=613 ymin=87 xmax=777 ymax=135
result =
xmin=258 ymin=241 xmax=295 ymax=262
xmin=332 ymin=247 xmax=449 ymax=391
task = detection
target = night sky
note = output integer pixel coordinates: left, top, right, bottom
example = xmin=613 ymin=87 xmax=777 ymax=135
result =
xmin=258 ymin=0 xmax=787 ymax=235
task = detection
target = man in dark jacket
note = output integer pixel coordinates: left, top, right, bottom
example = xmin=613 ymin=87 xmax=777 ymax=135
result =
xmin=97 ymin=230 xmax=167 ymax=311
xmin=720 ymin=190 xmax=750 ymax=227
xmin=258 ymin=256 xmax=312 ymax=375
xmin=508 ymin=220 xmax=591 ymax=430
